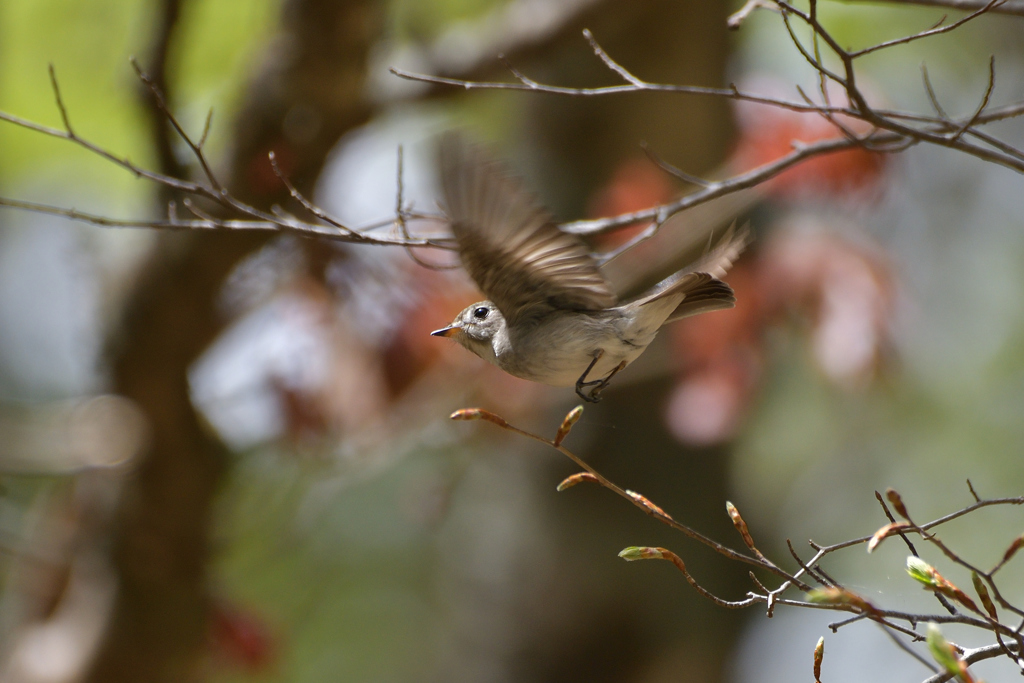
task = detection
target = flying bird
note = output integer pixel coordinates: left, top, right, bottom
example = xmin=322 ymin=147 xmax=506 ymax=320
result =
xmin=431 ymin=134 xmax=746 ymax=402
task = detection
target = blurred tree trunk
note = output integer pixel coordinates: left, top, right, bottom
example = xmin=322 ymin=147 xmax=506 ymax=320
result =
xmin=86 ymin=1 xmax=382 ymax=680
xmin=526 ymin=0 xmax=734 ymax=216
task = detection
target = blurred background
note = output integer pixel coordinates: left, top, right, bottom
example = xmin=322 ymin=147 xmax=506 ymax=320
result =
xmin=0 ymin=1 xmax=1022 ymax=681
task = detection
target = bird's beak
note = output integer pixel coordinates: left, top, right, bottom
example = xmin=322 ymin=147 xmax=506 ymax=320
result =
xmin=431 ymin=326 xmax=459 ymax=338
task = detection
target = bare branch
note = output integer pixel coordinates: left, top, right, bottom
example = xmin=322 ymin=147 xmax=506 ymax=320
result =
xmin=197 ymin=108 xmax=214 ymax=150
xmin=136 ymin=0 xmax=187 ymax=184
xmin=498 ymin=55 xmax=545 ymax=89
xmin=921 ymin=63 xmax=950 ymax=121
xmin=922 ymin=642 xmax=1021 ymax=683
xmin=795 ymin=84 xmax=861 ymax=142
xmin=47 ymin=64 xmax=75 ymax=136
xmin=562 ymin=134 xmax=896 ymax=237
xmin=842 ymin=0 xmax=1024 ymax=18
xmin=390 ymin=64 xmax=855 ymax=116
xmin=130 ymin=56 xmax=225 ymax=193
xmin=393 ymin=18 xmax=1024 ymax=186
xmin=640 ymin=141 xmax=711 ymax=187
xmin=449 ymin=407 xmax=805 ymax=585
xmin=811 ymin=496 xmax=1024 ymax=555
xmin=810 ymin=0 xmax=832 ymax=110
xmin=776 ymin=5 xmax=848 ymax=89
xmin=393 ymin=146 xmax=458 ymax=271
xmin=787 ymin=539 xmax=834 ymax=588
xmin=950 ymin=55 xmax=996 ymax=142
xmin=595 ymin=221 xmax=661 ymax=267
xmin=849 ymin=0 xmax=1006 ymax=58
xmin=876 ymin=623 xmax=941 ymax=673
xmin=728 ymin=0 xmax=778 ymax=29
xmin=268 ymin=151 xmax=352 ymax=233
xmin=622 ymin=547 xmax=761 ymax=609
xmin=0 ymin=80 xmax=215 ymax=200
xmin=582 ymin=28 xmax=646 ymax=86
xmin=0 ymin=195 xmax=455 ymax=249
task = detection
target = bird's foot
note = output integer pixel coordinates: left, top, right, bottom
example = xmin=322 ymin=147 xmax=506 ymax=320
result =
xmin=575 ymin=383 xmax=604 ymax=403
xmin=574 ymin=360 xmax=627 ymax=403
xmin=575 ymin=353 xmax=604 ymax=402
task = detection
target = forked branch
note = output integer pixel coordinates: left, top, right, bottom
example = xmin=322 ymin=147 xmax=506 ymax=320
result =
xmin=2 ymin=1 xmax=1023 ymax=262
xmin=0 ymin=63 xmax=455 ymax=251
xmin=450 ymin=404 xmax=1024 ymax=683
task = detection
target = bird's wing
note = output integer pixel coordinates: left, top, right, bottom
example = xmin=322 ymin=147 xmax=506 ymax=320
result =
xmin=439 ymin=133 xmax=616 ymax=323
xmin=688 ymin=221 xmax=749 ymax=280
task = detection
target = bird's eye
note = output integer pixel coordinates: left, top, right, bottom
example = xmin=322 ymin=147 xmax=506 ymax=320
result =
xmin=473 ymin=306 xmax=489 ymax=320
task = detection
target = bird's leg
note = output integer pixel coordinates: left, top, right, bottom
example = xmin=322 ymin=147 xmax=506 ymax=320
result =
xmin=575 ymin=353 xmax=627 ymax=403
xmin=573 ymin=352 xmax=602 ymax=401
xmin=587 ymin=361 xmax=628 ymax=402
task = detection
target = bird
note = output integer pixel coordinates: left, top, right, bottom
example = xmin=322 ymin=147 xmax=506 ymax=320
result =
xmin=431 ymin=134 xmax=746 ymax=402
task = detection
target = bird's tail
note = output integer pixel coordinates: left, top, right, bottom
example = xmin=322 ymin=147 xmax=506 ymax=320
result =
xmin=626 ymin=223 xmax=748 ymax=323
xmin=631 ymin=271 xmax=736 ymax=322
xmin=662 ymin=274 xmax=736 ymax=322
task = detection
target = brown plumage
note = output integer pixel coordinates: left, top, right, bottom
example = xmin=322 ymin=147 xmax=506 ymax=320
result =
xmin=432 ymin=133 xmax=746 ymax=401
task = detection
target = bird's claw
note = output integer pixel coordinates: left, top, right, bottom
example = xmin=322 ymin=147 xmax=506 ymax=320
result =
xmin=574 ymin=359 xmax=625 ymax=403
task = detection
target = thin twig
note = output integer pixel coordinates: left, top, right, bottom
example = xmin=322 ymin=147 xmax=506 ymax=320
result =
xmin=582 ymin=29 xmax=646 ymax=87
xmin=198 ymin=108 xmax=214 ymax=150
xmin=562 ymin=134 xmax=895 ymax=237
xmin=130 ymin=57 xmax=224 ymax=193
xmin=0 ymin=195 xmax=454 ymax=249
xmin=921 ymin=63 xmax=950 ymax=121
xmin=728 ymin=0 xmax=778 ymax=29
xmin=453 ymin=408 xmax=805 ymax=586
xmin=842 ymin=0 xmax=1024 ymax=17
xmin=394 ymin=146 xmax=458 ymax=270
xmin=921 ymin=642 xmax=1021 ymax=683
xmin=876 ymin=622 xmax=940 ymax=673
xmin=950 ymin=55 xmax=996 ymax=142
xmin=787 ymin=539 xmax=833 ymax=587
xmin=268 ymin=151 xmax=351 ymax=233
xmin=828 ymin=613 xmax=869 ymax=631
xmin=640 ymin=142 xmax=710 ymax=186
xmin=47 ymin=65 xmax=75 ymax=136
xmin=849 ymin=0 xmax=1006 ymax=58
xmin=595 ymin=221 xmax=661 ymax=266
xmin=811 ymin=496 xmax=1024 ymax=554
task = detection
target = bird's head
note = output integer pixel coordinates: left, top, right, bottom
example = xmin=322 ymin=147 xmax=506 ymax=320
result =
xmin=431 ymin=301 xmax=505 ymax=360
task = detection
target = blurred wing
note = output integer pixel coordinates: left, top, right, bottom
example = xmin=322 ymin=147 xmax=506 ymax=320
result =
xmin=600 ymin=188 xmax=761 ymax=300
xmin=689 ymin=221 xmax=749 ymax=279
xmin=440 ymin=133 xmax=616 ymax=322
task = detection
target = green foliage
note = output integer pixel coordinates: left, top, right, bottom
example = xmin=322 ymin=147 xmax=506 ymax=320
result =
xmin=0 ymin=0 xmax=279 ymax=197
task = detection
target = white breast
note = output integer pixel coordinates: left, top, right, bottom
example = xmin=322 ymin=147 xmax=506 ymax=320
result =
xmin=492 ymin=311 xmax=654 ymax=387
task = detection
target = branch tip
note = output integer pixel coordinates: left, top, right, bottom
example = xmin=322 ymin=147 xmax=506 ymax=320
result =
xmin=886 ymin=488 xmax=910 ymax=519
xmin=813 ymin=636 xmax=824 ymax=683
xmin=867 ymin=521 xmax=911 ymax=553
xmin=726 ymin=501 xmax=757 ymax=551
xmin=449 ymin=407 xmax=508 ymax=428
xmin=618 ymin=546 xmax=666 ymax=562
xmin=553 ymin=405 xmax=583 ymax=446
xmin=556 ymin=472 xmax=599 ymax=492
